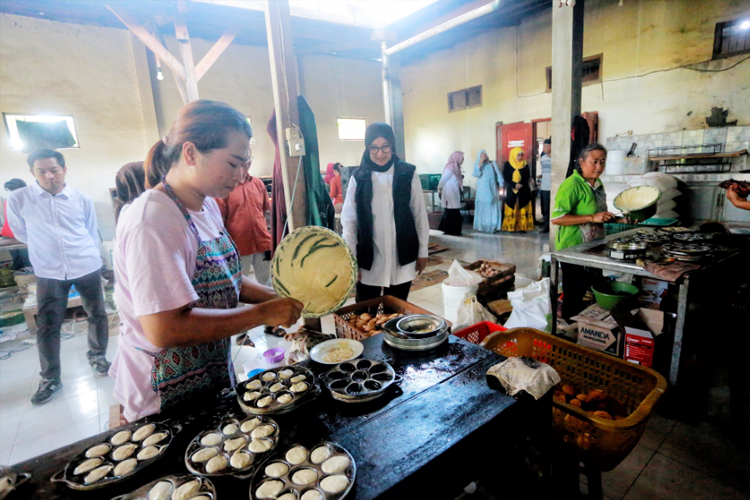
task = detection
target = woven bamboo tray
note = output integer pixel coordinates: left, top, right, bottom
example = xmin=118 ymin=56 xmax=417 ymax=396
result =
xmin=463 ymin=260 xmax=515 ymax=295
xmin=334 ymin=296 xmax=451 ymax=341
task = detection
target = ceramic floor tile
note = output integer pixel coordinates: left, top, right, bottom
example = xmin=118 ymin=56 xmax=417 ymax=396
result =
xmin=97 ymin=379 xmax=118 ymax=417
xmin=430 ymin=227 xmax=548 ymax=278
xmin=420 ymin=285 xmax=443 ymax=299
xmin=0 ymin=369 xmax=36 ymax=399
xmin=423 ymin=294 xmax=444 ymax=307
xmin=0 ymin=413 xmax=23 ymax=453
xmin=0 ymin=386 xmax=32 ymax=420
xmin=409 ymin=288 xmax=438 ymax=302
xmin=624 ymin=453 xmax=747 ymax=500
xmin=20 ymin=372 xmax=99 ymax=411
xmin=637 ymin=413 xmax=676 ymax=451
xmin=99 ymin=411 xmax=111 ymax=432
xmin=0 ymin=443 xmax=12 ymax=465
xmin=11 ymin=414 xmax=101 ymax=465
xmin=0 ymin=345 xmax=39 ymax=376
xmin=415 ymin=300 xmax=445 ymax=317
xmin=601 ymin=444 xmax=655 ymax=500
xmin=656 ymin=421 xmax=750 ymax=495
xmin=17 ymin=388 xmax=99 ymax=442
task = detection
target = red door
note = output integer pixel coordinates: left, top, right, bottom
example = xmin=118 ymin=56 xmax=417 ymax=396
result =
xmin=499 ymin=121 xmax=533 ymax=164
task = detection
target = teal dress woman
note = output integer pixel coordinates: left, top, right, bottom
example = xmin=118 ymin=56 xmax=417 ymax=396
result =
xmin=471 ymin=150 xmax=502 ymax=233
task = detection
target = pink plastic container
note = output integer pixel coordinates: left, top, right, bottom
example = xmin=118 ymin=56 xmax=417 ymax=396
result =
xmin=263 ymin=347 xmax=286 ymax=366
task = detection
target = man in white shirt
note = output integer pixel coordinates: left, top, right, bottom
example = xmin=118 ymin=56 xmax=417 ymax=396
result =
xmin=539 ymin=138 xmax=552 ymax=233
xmin=7 ymin=149 xmax=110 ymax=405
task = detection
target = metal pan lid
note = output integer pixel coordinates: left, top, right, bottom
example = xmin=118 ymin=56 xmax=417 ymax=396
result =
xmin=395 ymin=314 xmax=447 ymax=338
xmin=607 ymin=241 xmax=648 ymax=251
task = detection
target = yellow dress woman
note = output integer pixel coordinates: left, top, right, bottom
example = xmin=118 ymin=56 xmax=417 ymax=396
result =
xmin=501 ymin=147 xmax=534 ymax=232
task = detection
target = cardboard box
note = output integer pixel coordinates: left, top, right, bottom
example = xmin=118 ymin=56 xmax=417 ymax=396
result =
xmin=640 ymin=278 xmax=669 ymax=304
xmin=613 ymin=306 xmax=666 ymax=367
xmin=572 ymin=304 xmax=623 ymax=357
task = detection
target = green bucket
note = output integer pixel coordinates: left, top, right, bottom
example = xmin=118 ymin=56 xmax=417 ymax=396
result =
xmin=592 ymin=282 xmax=639 ymax=310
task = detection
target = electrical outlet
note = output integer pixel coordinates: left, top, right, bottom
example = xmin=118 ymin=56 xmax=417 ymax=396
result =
xmin=285 ymin=127 xmax=306 ymax=157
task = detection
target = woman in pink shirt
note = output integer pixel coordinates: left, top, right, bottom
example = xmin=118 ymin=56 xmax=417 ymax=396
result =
xmin=111 ymin=100 xmax=303 ymax=422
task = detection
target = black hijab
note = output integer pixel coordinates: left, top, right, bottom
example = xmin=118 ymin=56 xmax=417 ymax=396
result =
xmin=353 ymin=122 xmax=418 ymax=270
xmin=361 ymin=122 xmax=396 ymax=172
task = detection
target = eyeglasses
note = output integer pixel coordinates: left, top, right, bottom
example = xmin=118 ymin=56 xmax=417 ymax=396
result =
xmin=368 ymin=145 xmax=393 ymax=154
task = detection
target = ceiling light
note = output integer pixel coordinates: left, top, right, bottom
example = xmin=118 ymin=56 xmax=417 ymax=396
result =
xmin=740 ymin=20 xmax=750 ymax=30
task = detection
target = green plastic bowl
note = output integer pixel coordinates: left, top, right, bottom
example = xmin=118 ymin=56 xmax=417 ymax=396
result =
xmin=592 ymin=282 xmax=640 ymax=310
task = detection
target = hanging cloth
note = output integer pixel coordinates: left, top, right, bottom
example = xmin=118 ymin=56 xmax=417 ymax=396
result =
xmin=297 ymin=96 xmax=335 ymax=230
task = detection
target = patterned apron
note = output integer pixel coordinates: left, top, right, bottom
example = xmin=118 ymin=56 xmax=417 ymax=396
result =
xmin=149 ymin=181 xmax=242 ymax=411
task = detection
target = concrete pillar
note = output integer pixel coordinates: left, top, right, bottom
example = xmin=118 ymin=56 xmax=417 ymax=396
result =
xmin=380 ymin=45 xmax=406 ymax=159
xmin=388 ymin=54 xmax=406 ymax=159
xmin=550 ymin=0 xmax=584 ymax=249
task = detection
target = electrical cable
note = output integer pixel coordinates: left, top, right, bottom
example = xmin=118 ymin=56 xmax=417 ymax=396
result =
xmin=0 ymin=320 xmax=80 ymax=360
xmin=513 ymin=20 xmax=750 ymax=97
xmin=601 ymin=54 xmax=750 ymax=83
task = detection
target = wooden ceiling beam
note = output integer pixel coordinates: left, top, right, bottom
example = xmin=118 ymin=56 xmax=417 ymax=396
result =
xmin=107 ymin=5 xmax=186 ymax=81
xmin=195 ymin=24 xmax=243 ymax=81
xmin=174 ymin=1 xmax=199 ymax=101
xmin=148 ymin=20 xmax=188 ymax=104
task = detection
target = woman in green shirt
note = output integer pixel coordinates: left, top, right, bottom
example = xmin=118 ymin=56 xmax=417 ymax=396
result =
xmin=552 ymin=143 xmax=623 ymax=318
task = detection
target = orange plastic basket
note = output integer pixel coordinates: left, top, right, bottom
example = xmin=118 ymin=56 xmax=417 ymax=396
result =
xmin=480 ymin=327 xmax=667 ymax=471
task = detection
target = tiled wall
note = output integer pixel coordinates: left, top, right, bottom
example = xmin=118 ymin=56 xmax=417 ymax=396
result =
xmin=605 ymin=126 xmax=750 ymax=175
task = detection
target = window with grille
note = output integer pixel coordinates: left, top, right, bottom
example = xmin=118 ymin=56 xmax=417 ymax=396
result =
xmin=713 ymin=18 xmax=750 ymax=59
xmin=545 ymin=54 xmax=603 ymax=91
xmin=448 ymin=85 xmax=482 ymax=112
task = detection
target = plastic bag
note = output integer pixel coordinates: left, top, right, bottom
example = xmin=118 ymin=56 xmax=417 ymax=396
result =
xmin=444 ymin=260 xmax=483 ymax=287
xmin=454 ymin=295 xmax=497 ymax=331
xmin=641 ymin=172 xmax=679 ymax=191
xmin=504 ymin=278 xmax=552 ymax=332
xmin=659 ymin=188 xmax=681 ymax=201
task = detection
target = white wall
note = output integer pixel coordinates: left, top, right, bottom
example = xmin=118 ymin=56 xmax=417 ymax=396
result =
xmin=154 ymin=35 xmax=278 ymax=179
xmin=0 ymin=12 xmax=386 ymax=243
xmin=400 ymin=0 xmax=750 ymax=188
xmin=0 ymin=14 xmax=153 ymax=241
xmin=298 ymin=54 xmax=384 ymax=168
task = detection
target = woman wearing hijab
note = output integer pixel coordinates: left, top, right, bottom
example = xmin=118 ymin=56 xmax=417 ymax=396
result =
xmin=438 ymin=151 xmax=465 ymax=236
xmin=472 ymin=150 xmax=502 ymax=233
xmin=341 ymin=123 xmax=430 ymax=302
xmin=501 ymin=147 xmax=534 ymax=232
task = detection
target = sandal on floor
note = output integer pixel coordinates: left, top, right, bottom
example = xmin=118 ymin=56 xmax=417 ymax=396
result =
xmin=264 ymin=326 xmax=286 ymax=337
xmin=235 ymin=334 xmax=255 ymax=347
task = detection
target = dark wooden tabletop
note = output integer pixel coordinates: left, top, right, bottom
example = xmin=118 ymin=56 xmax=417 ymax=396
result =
xmin=11 ymin=334 xmax=532 ymax=500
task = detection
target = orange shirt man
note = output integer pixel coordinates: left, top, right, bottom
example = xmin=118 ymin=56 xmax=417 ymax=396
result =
xmin=215 ymin=170 xmax=272 ymax=285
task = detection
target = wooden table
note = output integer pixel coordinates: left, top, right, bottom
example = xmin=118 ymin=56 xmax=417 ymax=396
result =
xmin=12 ymin=335 xmax=538 ymax=499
